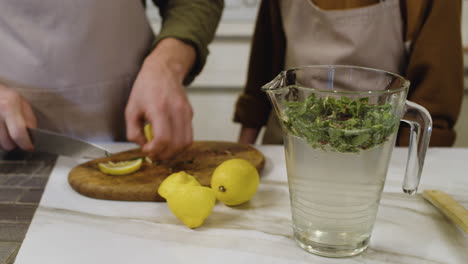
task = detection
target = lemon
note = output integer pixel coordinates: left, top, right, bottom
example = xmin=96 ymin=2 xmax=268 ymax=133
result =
xmin=98 ymin=158 xmax=143 ymax=175
xmin=158 ymin=171 xmax=201 ymax=199
xmin=211 ymin=159 xmax=259 ymax=206
xmin=166 ymin=185 xmax=216 ymax=228
xmin=144 ymin=123 xmax=153 ymax=142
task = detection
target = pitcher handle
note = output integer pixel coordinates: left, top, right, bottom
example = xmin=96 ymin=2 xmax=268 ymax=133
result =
xmin=400 ymin=100 xmax=433 ymax=194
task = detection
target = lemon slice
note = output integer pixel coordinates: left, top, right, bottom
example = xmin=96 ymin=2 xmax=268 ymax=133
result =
xmin=98 ymin=158 xmax=143 ymax=175
xmin=144 ymin=123 xmax=153 ymax=142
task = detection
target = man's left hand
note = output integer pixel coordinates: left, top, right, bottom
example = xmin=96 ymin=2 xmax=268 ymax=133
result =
xmin=125 ymin=38 xmax=196 ymax=160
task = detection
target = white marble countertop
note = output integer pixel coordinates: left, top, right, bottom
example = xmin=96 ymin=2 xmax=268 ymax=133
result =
xmin=14 ymin=145 xmax=468 ymax=264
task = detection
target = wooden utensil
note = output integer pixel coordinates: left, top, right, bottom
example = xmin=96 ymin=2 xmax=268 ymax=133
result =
xmin=68 ymin=141 xmax=265 ymax=202
xmin=422 ymin=189 xmax=468 ymax=233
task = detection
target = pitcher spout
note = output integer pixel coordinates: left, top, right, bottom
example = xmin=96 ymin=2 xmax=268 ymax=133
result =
xmin=261 ymin=71 xmax=290 ymax=122
xmin=261 ymin=71 xmax=286 ymax=92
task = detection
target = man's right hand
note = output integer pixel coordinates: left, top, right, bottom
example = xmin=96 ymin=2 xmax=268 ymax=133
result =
xmin=0 ymin=84 xmax=37 ymax=151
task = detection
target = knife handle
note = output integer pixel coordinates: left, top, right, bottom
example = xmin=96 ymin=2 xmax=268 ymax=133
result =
xmin=422 ymin=189 xmax=468 ymax=233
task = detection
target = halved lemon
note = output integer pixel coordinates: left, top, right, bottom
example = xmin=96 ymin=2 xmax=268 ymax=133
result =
xmin=98 ymin=158 xmax=143 ymax=175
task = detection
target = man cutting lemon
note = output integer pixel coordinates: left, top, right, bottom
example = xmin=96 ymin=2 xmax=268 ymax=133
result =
xmin=0 ymin=0 xmax=223 ymax=160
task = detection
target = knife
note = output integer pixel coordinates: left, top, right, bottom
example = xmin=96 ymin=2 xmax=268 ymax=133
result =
xmin=27 ymin=128 xmax=112 ymax=159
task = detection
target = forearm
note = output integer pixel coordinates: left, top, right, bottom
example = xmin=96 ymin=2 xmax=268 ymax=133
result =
xmin=144 ymin=37 xmax=196 ymax=84
xmin=152 ymin=0 xmax=224 ymax=84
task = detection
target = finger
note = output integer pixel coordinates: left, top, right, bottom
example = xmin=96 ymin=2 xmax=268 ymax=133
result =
xmin=170 ymin=106 xmax=193 ymax=157
xmin=0 ymin=91 xmax=27 ymax=150
xmin=148 ymin=141 xmax=169 ymax=161
xmin=143 ymin=113 xmax=171 ymax=160
xmin=5 ymin=119 xmax=34 ymax=151
xmin=161 ymin=116 xmax=184 ymax=159
xmin=183 ymin=120 xmax=193 ymax=151
xmin=125 ymin=106 xmax=146 ymax=146
xmin=0 ymin=122 xmax=16 ymax=151
xmin=4 ymin=105 xmax=34 ymax=151
xmin=159 ymin=99 xmax=193 ymax=159
xmin=183 ymin=105 xmax=194 ymax=149
xmin=21 ymin=100 xmax=37 ymax=129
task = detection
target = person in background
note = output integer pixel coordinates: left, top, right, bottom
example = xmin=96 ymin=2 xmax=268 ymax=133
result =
xmin=0 ymin=0 xmax=224 ymax=160
xmin=234 ymin=0 xmax=464 ymax=146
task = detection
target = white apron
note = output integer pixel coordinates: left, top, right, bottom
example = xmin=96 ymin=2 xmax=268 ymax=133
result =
xmin=263 ymin=0 xmax=407 ymax=144
xmin=0 ymin=0 xmax=154 ymax=141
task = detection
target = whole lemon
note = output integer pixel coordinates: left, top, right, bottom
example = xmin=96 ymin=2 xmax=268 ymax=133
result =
xmin=166 ymin=185 xmax=216 ymax=228
xmin=158 ymin=171 xmax=200 ymax=199
xmin=211 ymin=159 xmax=259 ymax=206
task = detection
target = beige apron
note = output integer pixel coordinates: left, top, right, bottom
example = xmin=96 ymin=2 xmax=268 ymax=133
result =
xmin=0 ymin=0 xmax=154 ymax=141
xmin=263 ymin=0 xmax=406 ymax=144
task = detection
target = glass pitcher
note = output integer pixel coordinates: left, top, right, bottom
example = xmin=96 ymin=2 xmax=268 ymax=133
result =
xmin=262 ymin=65 xmax=432 ymax=258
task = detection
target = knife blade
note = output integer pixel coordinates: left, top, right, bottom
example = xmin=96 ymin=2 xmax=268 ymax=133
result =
xmin=27 ymin=128 xmax=112 ymax=159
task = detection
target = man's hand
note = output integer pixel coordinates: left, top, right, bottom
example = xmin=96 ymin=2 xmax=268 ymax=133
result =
xmin=0 ymin=84 xmax=37 ymax=151
xmin=125 ymin=38 xmax=196 ymax=160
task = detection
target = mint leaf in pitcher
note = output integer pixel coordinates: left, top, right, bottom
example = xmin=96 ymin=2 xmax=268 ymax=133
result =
xmin=283 ymin=94 xmax=398 ymax=153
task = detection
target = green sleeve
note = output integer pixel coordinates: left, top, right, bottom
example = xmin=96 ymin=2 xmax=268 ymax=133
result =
xmin=151 ymin=0 xmax=224 ymax=85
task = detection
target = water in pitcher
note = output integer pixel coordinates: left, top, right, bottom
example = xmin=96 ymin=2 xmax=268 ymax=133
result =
xmin=284 ymin=133 xmax=397 ymax=257
xmin=263 ymin=66 xmax=432 ymax=258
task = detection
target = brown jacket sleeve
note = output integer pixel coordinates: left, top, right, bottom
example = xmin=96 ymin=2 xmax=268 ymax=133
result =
xmin=398 ymin=0 xmax=464 ymax=146
xmin=233 ymin=0 xmax=285 ymax=128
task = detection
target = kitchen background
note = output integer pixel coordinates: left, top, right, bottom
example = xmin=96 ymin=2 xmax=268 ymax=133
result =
xmin=147 ymin=0 xmax=468 ymax=147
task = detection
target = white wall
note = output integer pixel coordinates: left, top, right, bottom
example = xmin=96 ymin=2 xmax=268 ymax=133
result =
xmin=188 ymin=89 xmax=242 ymax=142
xmin=187 ymin=42 xmax=252 ymax=142
xmin=454 ymin=1 xmax=468 ymax=146
xmin=454 ymin=91 xmax=468 ymax=147
xmin=184 ymin=1 xmax=259 ymax=142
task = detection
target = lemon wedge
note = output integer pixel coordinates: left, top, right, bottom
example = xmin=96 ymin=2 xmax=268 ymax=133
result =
xmin=98 ymin=158 xmax=143 ymax=175
xmin=144 ymin=123 xmax=153 ymax=142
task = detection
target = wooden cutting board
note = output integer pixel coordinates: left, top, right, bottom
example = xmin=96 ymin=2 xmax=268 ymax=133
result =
xmin=68 ymin=141 xmax=265 ymax=202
